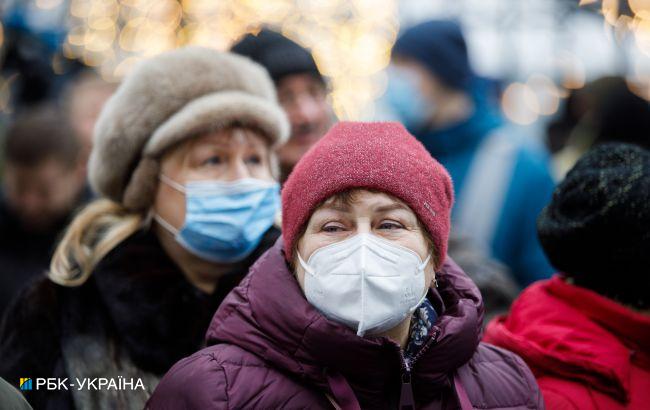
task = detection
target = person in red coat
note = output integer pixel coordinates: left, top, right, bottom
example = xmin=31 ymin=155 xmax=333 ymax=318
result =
xmin=484 ymin=143 xmax=650 ymax=409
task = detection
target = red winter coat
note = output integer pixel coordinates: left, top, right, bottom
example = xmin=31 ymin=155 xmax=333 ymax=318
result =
xmin=484 ymin=275 xmax=650 ymax=409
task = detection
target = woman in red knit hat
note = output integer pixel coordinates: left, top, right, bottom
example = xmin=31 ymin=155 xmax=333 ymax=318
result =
xmin=147 ymin=122 xmax=543 ymax=409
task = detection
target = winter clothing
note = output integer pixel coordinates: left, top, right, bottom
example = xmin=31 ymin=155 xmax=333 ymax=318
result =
xmin=0 ymin=227 xmax=279 ymax=410
xmin=281 ymin=121 xmax=454 ymax=270
xmin=412 ymin=100 xmax=555 ymax=285
xmin=89 ymin=47 xmax=289 ymax=211
xmin=447 ymin=233 xmax=519 ymax=323
xmin=484 ymin=276 xmax=650 ymax=409
xmin=393 ymin=20 xmax=472 ymax=91
xmin=0 ymin=377 xmax=32 ymax=410
xmin=537 ymin=143 xmax=650 ymax=309
xmin=0 ymin=187 xmax=92 ymax=317
xmin=147 ymin=238 xmax=543 ymax=410
xmin=403 ymin=299 xmax=438 ymax=368
xmin=231 ymin=29 xmax=323 ymax=83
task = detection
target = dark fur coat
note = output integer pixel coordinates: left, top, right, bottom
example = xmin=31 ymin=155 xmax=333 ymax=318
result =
xmin=0 ymin=227 xmax=279 ymax=409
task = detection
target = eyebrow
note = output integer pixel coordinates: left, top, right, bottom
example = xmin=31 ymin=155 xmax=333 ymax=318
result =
xmin=374 ymin=202 xmax=411 ymax=213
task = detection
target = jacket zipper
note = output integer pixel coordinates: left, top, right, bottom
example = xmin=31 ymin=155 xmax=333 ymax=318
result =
xmin=396 ymin=326 xmax=441 ymax=409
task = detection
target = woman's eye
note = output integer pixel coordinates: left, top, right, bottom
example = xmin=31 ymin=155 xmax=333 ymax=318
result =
xmin=322 ymin=223 xmax=345 ymax=233
xmin=202 ymin=156 xmax=222 ymax=166
xmin=245 ymin=155 xmax=262 ymax=165
xmin=378 ymin=221 xmax=404 ymax=230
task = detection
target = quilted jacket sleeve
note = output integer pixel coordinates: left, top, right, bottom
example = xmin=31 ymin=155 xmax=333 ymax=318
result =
xmin=146 ymin=351 xmax=229 ymax=410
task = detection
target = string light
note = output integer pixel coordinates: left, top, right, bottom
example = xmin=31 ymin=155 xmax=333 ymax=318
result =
xmin=64 ymin=0 xmax=398 ymax=120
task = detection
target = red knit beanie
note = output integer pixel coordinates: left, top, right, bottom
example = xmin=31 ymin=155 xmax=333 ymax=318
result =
xmin=281 ymin=121 xmax=454 ymax=270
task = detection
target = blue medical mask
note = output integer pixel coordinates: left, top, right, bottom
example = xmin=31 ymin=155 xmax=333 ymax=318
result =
xmin=154 ymin=175 xmax=280 ymax=264
xmin=384 ymin=66 xmax=434 ymax=132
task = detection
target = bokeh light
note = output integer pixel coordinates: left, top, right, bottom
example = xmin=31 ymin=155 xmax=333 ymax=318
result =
xmin=63 ymin=0 xmax=399 ymax=120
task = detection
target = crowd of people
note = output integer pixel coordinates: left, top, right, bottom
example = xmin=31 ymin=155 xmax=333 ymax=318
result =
xmin=0 ymin=19 xmax=648 ymax=410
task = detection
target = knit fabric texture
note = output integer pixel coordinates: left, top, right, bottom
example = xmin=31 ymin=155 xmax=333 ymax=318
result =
xmin=281 ymin=121 xmax=454 ymax=270
xmin=537 ymin=142 xmax=650 ymax=308
xmin=231 ymin=29 xmax=322 ymax=83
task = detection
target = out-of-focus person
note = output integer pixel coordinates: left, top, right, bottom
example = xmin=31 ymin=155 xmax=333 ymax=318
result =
xmin=553 ymin=76 xmax=650 ymax=177
xmin=484 ymin=143 xmax=650 ymax=409
xmin=147 ymin=122 xmax=542 ymax=410
xmin=384 ymin=20 xmax=556 ymax=286
xmin=0 ymin=47 xmax=289 ymax=409
xmin=62 ymin=68 xmax=117 ymax=168
xmin=232 ymin=28 xmax=335 ymax=181
xmin=0 ymin=105 xmax=89 ymax=316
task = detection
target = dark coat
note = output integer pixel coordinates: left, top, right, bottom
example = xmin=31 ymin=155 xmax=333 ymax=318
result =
xmin=0 ymin=227 xmax=279 ymax=410
xmin=0 ymin=187 xmax=91 ymax=317
xmin=148 ymin=238 xmax=543 ymax=409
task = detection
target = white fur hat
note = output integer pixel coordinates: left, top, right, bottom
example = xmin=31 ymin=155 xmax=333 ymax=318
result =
xmin=89 ymin=46 xmax=290 ymax=210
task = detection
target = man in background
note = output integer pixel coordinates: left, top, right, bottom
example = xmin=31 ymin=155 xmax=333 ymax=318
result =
xmin=384 ymin=20 xmax=556 ymax=286
xmin=0 ymin=105 xmax=90 ymax=316
xmin=232 ymin=29 xmax=335 ymax=181
xmin=62 ymin=68 xmax=117 ymax=170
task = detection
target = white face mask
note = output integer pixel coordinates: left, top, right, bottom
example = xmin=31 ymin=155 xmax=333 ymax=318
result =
xmin=298 ymin=233 xmax=431 ymax=337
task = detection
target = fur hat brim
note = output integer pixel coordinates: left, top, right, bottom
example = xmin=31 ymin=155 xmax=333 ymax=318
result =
xmin=120 ymin=91 xmax=288 ymax=210
xmin=144 ymin=91 xmax=289 ymax=158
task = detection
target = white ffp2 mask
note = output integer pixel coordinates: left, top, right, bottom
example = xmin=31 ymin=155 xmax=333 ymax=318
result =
xmin=298 ymin=233 xmax=431 ymax=337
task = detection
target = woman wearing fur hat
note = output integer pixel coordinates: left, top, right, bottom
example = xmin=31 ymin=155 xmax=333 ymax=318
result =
xmin=0 ymin=47 xmax=289 ymax=409
xmin=148 ymin=122 xmax=542 ymax=409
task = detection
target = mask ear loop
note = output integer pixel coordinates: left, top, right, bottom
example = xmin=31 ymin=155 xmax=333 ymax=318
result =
xmin=152 ymin=213 xmax=180 ymax=236
xmin=159 ymin=174 xmax=186 ymax=193
xmin=151 ymin=174 xmax=185 ymax=237
xmin=296 ymin=252 xmax=315 ymax=276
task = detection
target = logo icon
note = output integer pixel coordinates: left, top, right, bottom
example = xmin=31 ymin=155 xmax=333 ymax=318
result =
xmin=20 ymin=378 xmax=32 ymax=391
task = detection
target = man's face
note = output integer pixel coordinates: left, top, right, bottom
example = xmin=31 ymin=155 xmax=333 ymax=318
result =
xmin=276 ymin=73 xmax=333 ymax=178
xmin=68 ymin=80 xmax=116 ymax=164
xmin=3 ymin=159 xmax=85 ymax=232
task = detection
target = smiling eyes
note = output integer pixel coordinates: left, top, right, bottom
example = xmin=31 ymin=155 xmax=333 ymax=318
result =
xmin=321 ymin=220 xmax=405 ymax=233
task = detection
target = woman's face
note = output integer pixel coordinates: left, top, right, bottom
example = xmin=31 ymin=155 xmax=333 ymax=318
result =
xmin=294 ymin=189 xmax=436 ymax=290
xmin=153 ymin=128 xmax=275 ymax=230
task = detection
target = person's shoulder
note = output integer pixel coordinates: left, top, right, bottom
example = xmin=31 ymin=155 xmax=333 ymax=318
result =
xmin=148 ymin=343 xmax=322 ymax=410
xmin=147 ymin=344 xmax=270 ymax=409
xmin=459 ymin=342 xmax=544 ymax=409
xmin=2 ymin=276 xmax=59 ymax=327
xmin=0 ymin=377 xmax=32 ymax=410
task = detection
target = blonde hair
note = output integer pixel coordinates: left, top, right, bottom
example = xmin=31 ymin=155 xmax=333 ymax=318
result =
xmin=49 ymin=199 xmax=145 ymax=286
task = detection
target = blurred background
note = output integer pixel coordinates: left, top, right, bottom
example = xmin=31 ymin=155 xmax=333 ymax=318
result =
xmin=1 ymin=0 xmax=649 ymax=322
xmin=2 ymin=0 xmax=650 ymax=123
xmin=1 ymin=1 xmax=650 ymax=120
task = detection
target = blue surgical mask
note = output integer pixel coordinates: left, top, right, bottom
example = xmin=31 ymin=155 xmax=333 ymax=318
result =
xmin=154 ymin=175 xmax=280 ymax=264
xmin=384 ymin=66 xmax=434 ymax=132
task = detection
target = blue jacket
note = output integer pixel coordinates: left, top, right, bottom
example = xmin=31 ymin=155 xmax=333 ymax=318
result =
xmin=415 ymin=106 xmax=555 ymax=285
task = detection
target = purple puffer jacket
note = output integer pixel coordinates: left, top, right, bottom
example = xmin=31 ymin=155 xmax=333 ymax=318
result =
xmin=147 ymin=238 xmax=543 ymax=409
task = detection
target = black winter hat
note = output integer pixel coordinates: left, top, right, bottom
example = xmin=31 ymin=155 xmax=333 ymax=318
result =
xmin=537 ymin=143 xmax=650 ymax=309
xmin=393 ymin=20 xmax=472 ymax=91
xmin=231 ymin=29 xmax=322 ymax=84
